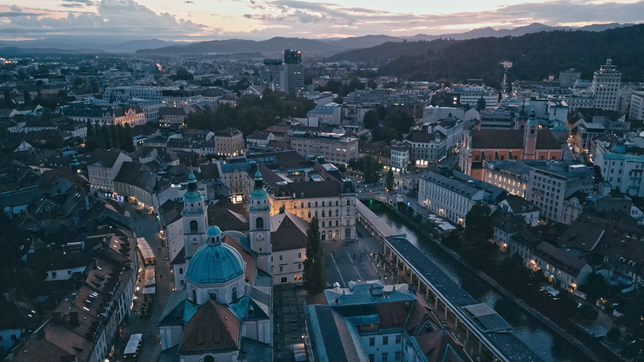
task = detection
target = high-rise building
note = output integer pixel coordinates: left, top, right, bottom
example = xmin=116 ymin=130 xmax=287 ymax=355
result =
xmin=629 ymin=90 xmax=644 ymax=121
xmin=559 ymin=68 xmax=581 ymax=88
xmin=280 ymin=49 xmax=304 ymax=93
xmin=261 ymin=58 xmax=282 ymax=88
xmin=591 ymin=59 xmax=621 ymax=111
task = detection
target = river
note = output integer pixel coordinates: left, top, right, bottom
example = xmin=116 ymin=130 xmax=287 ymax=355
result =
xmin=368 ymin=201 xmax=585 ymax=362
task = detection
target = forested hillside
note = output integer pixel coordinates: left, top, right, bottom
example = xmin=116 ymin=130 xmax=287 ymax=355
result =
xmin=334 ymin=25 xmax=644 ymax=84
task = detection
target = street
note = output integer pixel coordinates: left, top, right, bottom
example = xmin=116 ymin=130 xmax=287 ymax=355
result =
xmin=114 ymin=204 xmax=172 ymax=362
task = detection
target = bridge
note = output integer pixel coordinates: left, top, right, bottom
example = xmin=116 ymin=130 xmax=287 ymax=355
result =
xmin=357 ymin=200 xmax=543 ymax=362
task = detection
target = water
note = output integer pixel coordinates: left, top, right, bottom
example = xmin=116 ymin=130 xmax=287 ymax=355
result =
xmin=369 ymin=202 xmax=584 ymax=362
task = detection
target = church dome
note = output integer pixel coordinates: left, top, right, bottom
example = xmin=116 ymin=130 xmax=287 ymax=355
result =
xmin=185 ymin=230 xmax=245 ymax=285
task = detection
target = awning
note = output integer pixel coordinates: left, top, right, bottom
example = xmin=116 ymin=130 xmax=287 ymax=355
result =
xmin=124 ymin=333 xmax=143 ymax=355
xmin=143 ymin=287 xmax=156 ymax=295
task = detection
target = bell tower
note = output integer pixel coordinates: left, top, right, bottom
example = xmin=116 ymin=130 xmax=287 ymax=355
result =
xmin=524 ymin=110 xmax=539 ymax=160
xmin=182 ymin=170 xmax=208 ymax=261
xmin=248 ymin=171 xmax=272 ymax=275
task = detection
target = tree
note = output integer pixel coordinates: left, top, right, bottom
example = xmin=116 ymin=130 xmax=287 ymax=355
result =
xmin=3 ymin=90 xmax=12 ymax=107
xmin=578 ymin=273 xmax=610 ymax=301
xmin=362 ymin=154 xmax=380 ymax=184
xmin=303 ymin=218 xmax=327 ymax=295
xmin=476 ymin=96 xmax=487 ymax=111
xmin=170 ymin=67 xmax=194 ymax=81
xmin=576 ymin=304 xmax=598 ymax=322
xmin=23 ymin=90 xmax=31 ymax=104
xmin=363 ymin=110 xmax=379 ymax=129
xmin=123 ymin=124 xmax=134 ymax=152
xmin=462 ymin=202 xmax=495 ymax=267
xmin=607 ymin=327 xmax=621 ymax=343
xmin=385 ymin=169 xmax=394 ymax=192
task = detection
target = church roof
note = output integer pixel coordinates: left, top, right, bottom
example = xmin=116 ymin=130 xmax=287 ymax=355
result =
xmin=178 ymin=299 xmax=240 ymax=353
xmin=184 ymin=237 xmax=245 ymax=285
xmin=470 ymin=129 xmax=562 ymax=150
xmin=270 ymin=211 xmax=308 ymax=252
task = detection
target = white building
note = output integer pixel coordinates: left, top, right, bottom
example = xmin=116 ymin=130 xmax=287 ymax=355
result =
xmin=390 ymin=142 xmax=410 ymax=173
xmin=307 ymin=103 xmax=342 ymax=126
xmin=629 ymin=91 xmax=644 ymax=121
xmin=418 ymin=169 xmax=506 ymax=226
xmin=591 ymin=59 xmax=621 ymax=111
xmin=291 ymin=132 xmax=359 ymax=165
xmin=595 ymin=152 xmax=644 ymax=197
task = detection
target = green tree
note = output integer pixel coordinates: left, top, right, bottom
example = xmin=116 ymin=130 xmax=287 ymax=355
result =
xmin=576 ymin=304 xmax=599 ymax=322
xmin=578 ymin=273 xmax=610 ymax=301
xmin=462 ymin=202 xmax=495 ymax=267
xmin=303 ymin=218 xmax=327 ymax=295
xmin=363 ymin=110 xmax=379 ymax=129
xmin=170 ymin=67 xmax=193 ymax=81
xmin=476 ymin=96 xmax=487 ymax=111
xmin=23 ymin=90 xmax=31 ymax=104
xmin=123 ymin=124 xmax=134 ymax=152
xmin=607 ymin=327 xmax=621 ymax=343
xmin=385 ymin=169 xmax=394 ymax=192
xmin=362 ymin=154 xmax=380 ymax=184
xmin=3 ymin=90 xmax=12 ymax=107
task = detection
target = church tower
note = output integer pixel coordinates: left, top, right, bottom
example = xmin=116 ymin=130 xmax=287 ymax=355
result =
xmin=523 ymin=110 xmax=538 ymax=160
xmin=182 ymin=170 xmax=208 ymax=261
xmin=248 ymin=171 xmax=272 ymax=275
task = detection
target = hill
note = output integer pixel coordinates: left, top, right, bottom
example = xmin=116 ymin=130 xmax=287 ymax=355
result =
xmin=337 ymin=24 xmax=644 ymax=84
xmin=328 ymin=39 xmax=456 ymax=64
xmin=135 ymin=37 xmax=348 ymax=55
xmin=0 ymin=47 xmax=104 ymax=55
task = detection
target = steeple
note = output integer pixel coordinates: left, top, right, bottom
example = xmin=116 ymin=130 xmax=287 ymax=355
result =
xmin=248 ymin=169 xmax=272 ymax=275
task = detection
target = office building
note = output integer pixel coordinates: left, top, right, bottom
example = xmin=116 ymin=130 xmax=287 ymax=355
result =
xmin=280 ymin=49 xmax=304 ymax=93
xmin=591 ymin=59 xmax=621 ymax=111
xmin=559 ymin=68 xmax=581 ymax=88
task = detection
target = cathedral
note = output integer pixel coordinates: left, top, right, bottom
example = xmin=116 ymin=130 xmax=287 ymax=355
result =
xmin=158 ymin=171 xmax=274 ymax=361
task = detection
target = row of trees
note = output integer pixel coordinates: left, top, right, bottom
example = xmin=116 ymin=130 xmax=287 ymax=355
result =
xmin=186 ymin=90 xmax=315 ymax=136
xmin=362 ymin=106 xmax=414 ymax=144
xmin=85 ymin=121 xmax=134 ymax=152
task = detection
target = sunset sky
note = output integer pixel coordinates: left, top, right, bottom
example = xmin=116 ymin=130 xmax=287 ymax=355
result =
xmin=1 ymin=0 xmax=644 ymax=42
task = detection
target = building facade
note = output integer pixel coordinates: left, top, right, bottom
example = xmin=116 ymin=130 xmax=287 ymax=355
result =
xmin=591 ymin=59 xmax=622 ymax=111
xmin=214 ymin=128 xmax=245 ymax=157
xmin=291 ymin=132 xmax=359 ymax=165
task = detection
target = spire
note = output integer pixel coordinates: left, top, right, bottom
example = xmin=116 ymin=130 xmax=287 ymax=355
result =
xmin=254 ymin=170 xmax=264 ymax=189
xmin=187 ymin=170 xmax=197 ymax=192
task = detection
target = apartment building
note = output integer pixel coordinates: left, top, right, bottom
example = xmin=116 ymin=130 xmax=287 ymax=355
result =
xmin=390 ymin=141 xmax=410 ymax=173
xmin=595 ymin=152 xmax=644 ymax=197
xmin=213 ymin=127 xmax=245 ymax=157
xmin=87 ymin=150 xmax=133 ymax=192
xmin=307 ymin=103 xmax=342 ymax=125
xmin=484 ymin=160 xmax=533 ymax=198
xmin=526 ymin=162 xmax=595 ymax=224
xmin=290 ymin=131 xmax=359 ymax=165
xmin=629 ymin=90 xmax=644 ymax=121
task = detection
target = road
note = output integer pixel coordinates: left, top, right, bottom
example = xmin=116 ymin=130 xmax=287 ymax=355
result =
xmin=113 ymin=204 xmax=173 ymax=362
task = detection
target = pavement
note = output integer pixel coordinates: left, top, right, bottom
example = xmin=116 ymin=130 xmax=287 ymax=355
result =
xmin=323 ymin=222 xmax=384 ymax=287
xmin=112 ymin=203 xmax=172 ymax=362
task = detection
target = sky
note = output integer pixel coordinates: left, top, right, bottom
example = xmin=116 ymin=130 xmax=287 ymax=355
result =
xmin=1 ymin=0 xmax=644 ymax=42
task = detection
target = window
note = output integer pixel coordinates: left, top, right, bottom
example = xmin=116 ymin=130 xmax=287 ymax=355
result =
xmin=395 ymin=351 xmax=402 ymax=361
xmin=308 ymin=202 xmax=311 ymax=207
xmin=396 ymin=335 xmax=401 ymax=344
xmin=336 ymin=220 xmax=339 ymax=226
xmin=382 ymin=336 xmax=389 ymax=345
xmin=279 ymin=266 xmax=284 ymax=272
xmin=256 ymin=217 xmax=264 ymax=230
xmin=298 ymin=252 xmax=302 ymax=258
xmin=369 ymin=337 xmax=375 ymax=346
xmin=279 ymin=255 xmax=283 ymax=261
xmin=369 ymin=354 xmax=375 ymax=362
xmin=190 ymin=220 xmax=198 ymax=233
xmin=322 ymin=221 xmax=325 ymax=227
xmin=346 ymin=200 xmax=351 ymax=206
xmin=179 ymin=268 xmax=183 ymax=274
xmin=315 ymin=201 xmax=318 ymax=207
xmin=232 ymin=287 xmax=238 ymax=300
xmin=281 ymin=277 xmax=287 ymax=283
xmin=301 ymin=202 xmax=304 ymax=208
xmin=308 ymin=211 xmax=311 ymax=218
xmin=192 ymin=289 xmax=197 ymax=302
xmin=51 ymin=271 xmax=57 ymax=279
xmin=298 ymin=264 xmax=302 ymax=270
xmin=336 ymin=209 xmax=339 ymax=216
xmin=382 ymin=352 xmax=388 ymax=362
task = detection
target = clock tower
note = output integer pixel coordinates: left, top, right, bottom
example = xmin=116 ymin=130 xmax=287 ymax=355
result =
xmin=248 ymin=171 xmax=272 ymax=275
xmin=182 ymin=170 xmax=208 ymax=261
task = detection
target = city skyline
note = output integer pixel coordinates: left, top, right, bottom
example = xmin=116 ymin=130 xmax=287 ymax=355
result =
xmin=1 ymin=0 xmax=644 ymax=42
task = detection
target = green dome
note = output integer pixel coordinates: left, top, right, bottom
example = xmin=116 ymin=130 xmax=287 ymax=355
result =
xmin=185 ymin=242 xmax=245 ymax=285
xmin=206 ymin=225 xmax=222 ymax=237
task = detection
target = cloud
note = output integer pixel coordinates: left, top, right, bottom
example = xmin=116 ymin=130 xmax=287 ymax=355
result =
xmin=184 ymin=1 xmax=194 ymax=3
xmin=239 ymin=0 xmax=644 ymax=37
xmin=0 ymin=0 xmax=210 ymax=40
xmin=0 ymin=5 xmax=43 ymax=16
